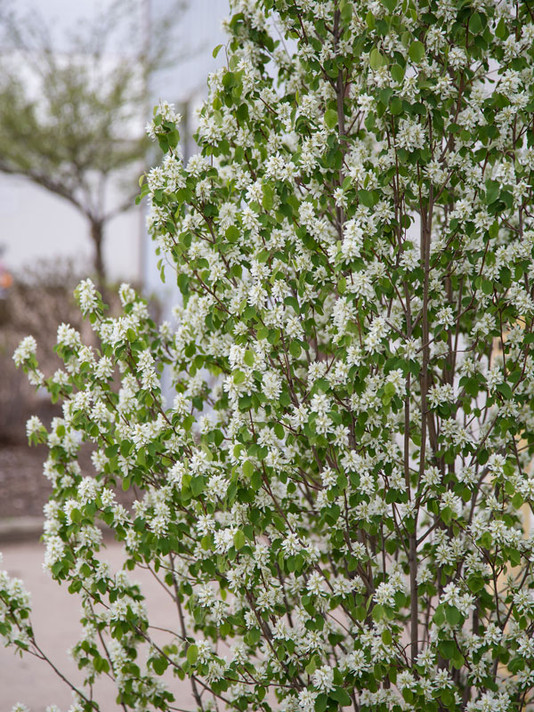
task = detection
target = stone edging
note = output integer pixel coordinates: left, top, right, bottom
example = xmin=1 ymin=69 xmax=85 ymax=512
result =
xmin=0 ymin=517 xmax=117 ymax=545
xmin=0 ymin=516 xmax=44 ymax=544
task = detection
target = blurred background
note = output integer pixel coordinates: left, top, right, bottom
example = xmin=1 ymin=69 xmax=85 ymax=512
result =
xmin=0 ymin=0 xmax=228 ymax=517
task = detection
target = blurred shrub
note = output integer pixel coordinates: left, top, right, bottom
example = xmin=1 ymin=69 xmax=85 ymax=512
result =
xmin=0 ymin=258 xmax=82 ymax=443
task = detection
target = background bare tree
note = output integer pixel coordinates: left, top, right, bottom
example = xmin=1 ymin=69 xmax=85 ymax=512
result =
xmin=0 ymin=0 xmax=185 ymax=289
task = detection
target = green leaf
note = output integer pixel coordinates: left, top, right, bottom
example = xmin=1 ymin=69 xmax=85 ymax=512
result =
xmin=369 ymin=48 xmax=387 ymax=70
xmin=480 ymin=531 xmax=492 ymax=549
xmin=512 ymin=493 xmax=524 ymax=510
xmin=358 ymin=189 xmax=378 ymax=207
xmin=244 ymin=349 xmax=255 ymax=367
xmin=438 ymin=639 xmax=457 ymax=660
xmin=315 ymin=694 xmax=328 ymax=712
xmin=191 ymin=476 xmax=205 ymax=496
xmin=152 ymin=656 xmax=169 ymax=675
xmin=390 ymin=96 xmax=403 ymax=115
xmin=222 ymin=71 xmax=235 ymax=89
xmin=325 ymin=109 xmax=338 ymax=129
xmin=495 ymin=17 xmax=507 ymax=40
xmin=226 ymin=225 xmax=240 ymax=243
xmin=233 ymin=370 xmax=246 ymax=384
xmin=391 ymin=64 xmax=405 ymax=83
xmin=485 ymin=180 xmax=500 ymax=204
xmin=186 ymin=644 xmax=198 ymax=665
xmin=212 ymin=44 xmax=223 ymax=59
xmin=236 ymin=102 xmax=249 ymax=122
xmin=178 ymin=273 xmax=190 ymax=295
xmin=233 ymin=530 xmax=246 ymax=550
xmin=452 ymin=652 xmax=465 ymax=670
xmin=481 ymin=279 xmax=493 ymax=295
xmin=289 ymin=340 xmax=302 ymax=358
xmin=440 ymin=689 xmax=455 ymax=709
xmin=384 ymin=382 xmax=396 ymax=397
xmin=441 ymin=506 xmax=453 ymax=526
xmin=305 ymin=656 xmax=318 ymax=675
xmin=469 ymin=12 xmax=483 ymax=34
xmin=340 ymin=0 xmax=353 ymax=21
xmin=243 ymin=460 xmax=254 ymax=478
xmin=508 ymin=656 xmax=524 ymax=674
xmin=263 ymin=184 xmax=274 ymax=211
xmin=477 ymin=449 xmax=489 ymax=465
xmin=445 ymin=605 xmax=462 ymax=626
xmin=403 ymin=689 xmax=414 ymax=703
xmin=467 ymin=576 xmax=485 ymax=594
xmin=433 ymin=604 xmax=446 ymax=626
xmin=372 ymin=604 xmax=385 ymax=621
xmin=496 ymin=382 xmax=513 ymax=400
xmin=251 ymin=471 xmax=262 ymax=491
xmin=409 ymin=41 xmax=425 ymax=63
xmin=331 ymin=688 xmax=352 ymax=706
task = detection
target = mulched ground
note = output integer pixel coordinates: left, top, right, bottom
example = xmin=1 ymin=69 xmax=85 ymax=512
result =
xmin=0 ymin=277 xmax=144 ymax=523
xmin=0 ymin=444 xmax=51 ymax=519
xmin=0 ymin=442 xmax=136 ymax=522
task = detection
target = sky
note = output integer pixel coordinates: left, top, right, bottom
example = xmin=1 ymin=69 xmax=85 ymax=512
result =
xmin=14 ymin=0 xmax=119 ymax=44
xmin=12 ymin=0 xmax=229 ymax=104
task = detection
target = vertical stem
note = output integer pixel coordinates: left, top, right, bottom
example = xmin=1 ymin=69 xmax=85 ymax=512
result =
xmin=169 ymin=553 xmax=205 ymax=711
xmin=413 ymin=198 xmax=432 ymax=664
xmin=404 ymin=288 xmax=417 ymax=662
xmin=409 ymin=523 xmax=418 ymax=663
xmin=333 ymin=8 xmax=346 ymax=236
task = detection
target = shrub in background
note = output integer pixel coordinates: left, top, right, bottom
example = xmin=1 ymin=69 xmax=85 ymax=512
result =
xmin=0 ymin=258 xmax=83 ymax=444
xmin=4 ymin=1 xmax=534 ymax=711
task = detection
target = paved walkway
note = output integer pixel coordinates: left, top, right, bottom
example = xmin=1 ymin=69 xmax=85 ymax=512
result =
xmin=0 ymin=538 xmax=194 ymax=711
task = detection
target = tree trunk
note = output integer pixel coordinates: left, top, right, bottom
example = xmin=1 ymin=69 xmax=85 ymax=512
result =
xmin=89 ymin=218 xmax=106 ymax=296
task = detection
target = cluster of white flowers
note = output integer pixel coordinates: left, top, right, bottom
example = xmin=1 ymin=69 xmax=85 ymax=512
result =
xmin=12 ymin=335 xmax=37 ymax=367
xmin=396 ymin=118 xmax=425 ymax=151
xmin=341 ymin=218 xmax=364 ymax=260
xmin=75 ymin=278 xmax=99 ymax=315
xmin=145 ymin=100 xmax=182 ymax=140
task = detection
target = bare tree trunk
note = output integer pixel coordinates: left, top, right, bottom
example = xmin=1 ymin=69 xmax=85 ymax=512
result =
xmin=89 ymin=218 xmax=106 ymax=295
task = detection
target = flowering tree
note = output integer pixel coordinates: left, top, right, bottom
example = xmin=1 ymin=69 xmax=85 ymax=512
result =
xmin=4 ymin=1 xmax=534 ymax=711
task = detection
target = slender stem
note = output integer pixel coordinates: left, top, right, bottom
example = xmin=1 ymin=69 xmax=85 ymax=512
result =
xmin=169 ymin=553 xmax=205 ymax=711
